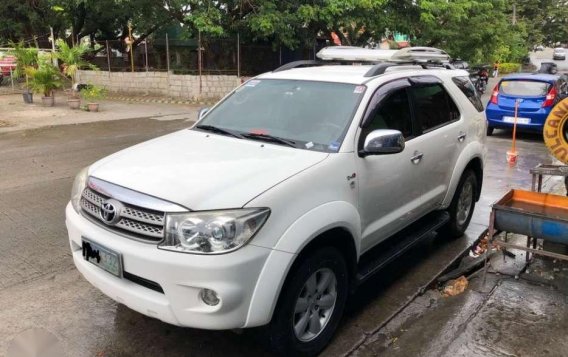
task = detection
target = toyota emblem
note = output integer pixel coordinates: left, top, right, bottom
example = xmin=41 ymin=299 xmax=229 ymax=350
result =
xmin=99 ymin=199 xmax=123 ymax=225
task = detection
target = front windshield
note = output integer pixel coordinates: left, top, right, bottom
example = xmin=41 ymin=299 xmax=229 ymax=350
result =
xmin=196 ymin=79 xmax=365 ymax=152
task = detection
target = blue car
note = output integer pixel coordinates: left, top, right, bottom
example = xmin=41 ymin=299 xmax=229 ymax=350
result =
xmin=485 ymin=73 xmax=568 ymax=135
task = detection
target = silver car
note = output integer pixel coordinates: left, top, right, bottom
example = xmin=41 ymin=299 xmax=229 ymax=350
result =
xmin=553 ymin=47 xmax=566 ymax=60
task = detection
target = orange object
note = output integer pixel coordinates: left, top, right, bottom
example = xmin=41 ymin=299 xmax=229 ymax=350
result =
xmin=499 ymin=189 xmax=568 ymax=211
xmin=442 ymin=276 xmax=469 ymax=297
xmin=506 ymin=150 xmax=518 ymax=165
xmin=507 ymin=100 xmax=519 ymax=166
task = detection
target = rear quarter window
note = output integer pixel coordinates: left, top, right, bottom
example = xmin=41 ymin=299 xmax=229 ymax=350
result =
xmin=500 ymin=80 xmax=551 ymax=96
xmin=452 ymin=76 xmax=484 ymax=112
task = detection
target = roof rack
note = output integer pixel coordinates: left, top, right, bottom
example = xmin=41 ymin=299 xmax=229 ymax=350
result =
xmin=272 ymin=46 xmax=454 ymax=76
xmin=316 ymin=46 xmax=450 ymax=63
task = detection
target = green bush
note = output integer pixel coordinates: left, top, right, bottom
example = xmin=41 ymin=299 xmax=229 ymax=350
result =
xmin=80 ymin=85 xmax=107 ymax=102
xmin=498 ymin=63 xmax=521 ymax=74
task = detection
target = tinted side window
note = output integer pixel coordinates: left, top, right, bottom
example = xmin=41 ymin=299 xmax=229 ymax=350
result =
xmin=411 ymin=84 xmax=460 ymax=132
xmin=452 ymin=76 xmax=484 ymax=112
xmin=363 ymin=88 xmax=413 ymax=139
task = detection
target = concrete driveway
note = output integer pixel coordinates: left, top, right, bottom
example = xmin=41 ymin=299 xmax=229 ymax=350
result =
xmin=0 ymin=92 xmax=563 ymax=356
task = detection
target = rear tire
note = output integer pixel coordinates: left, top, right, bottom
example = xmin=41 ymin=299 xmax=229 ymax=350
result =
xmin=442 ymin=170 xmax=478 ymax=238
xmin=263 ymin=247 xmax=349 ymax=357
xmin=487 ymin=126 xmax=494 ymax=136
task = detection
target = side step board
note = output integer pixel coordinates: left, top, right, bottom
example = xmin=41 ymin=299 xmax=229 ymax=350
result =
xmin=355 ymin=211 xmax=450 ymax=284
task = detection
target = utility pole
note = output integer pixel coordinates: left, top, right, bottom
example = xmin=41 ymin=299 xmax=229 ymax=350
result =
xmin=128 ymin=22 xmax=134 ymax=72
xmin=512 ymin=3 xmax=517 ymax=25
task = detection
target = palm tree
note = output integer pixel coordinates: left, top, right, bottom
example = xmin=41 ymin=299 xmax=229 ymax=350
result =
xmin=8 ymin=41 xmax=39 ymax=91
xmin=55 ymin=39 xmax=98 ymax=88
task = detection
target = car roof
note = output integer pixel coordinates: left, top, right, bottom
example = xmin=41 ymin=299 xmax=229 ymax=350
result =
xmin=257 ymin=64 xmax=469 ymax=85
xmin=500 ymin=73 xmax=559 ymax=83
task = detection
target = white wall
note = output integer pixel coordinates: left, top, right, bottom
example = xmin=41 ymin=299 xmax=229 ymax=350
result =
xmin=76 ymin=70 xmax=241 ymax=100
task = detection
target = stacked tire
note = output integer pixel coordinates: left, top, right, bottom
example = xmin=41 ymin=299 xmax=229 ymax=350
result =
xmin=543 ymin=98 xmax=568 ymax=165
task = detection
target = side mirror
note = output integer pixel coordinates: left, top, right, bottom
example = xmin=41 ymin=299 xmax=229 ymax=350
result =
xmin=360 ymin=129 xmax=405 ymax=157
xmin=198 ymin=107 xmax=210 ymax=121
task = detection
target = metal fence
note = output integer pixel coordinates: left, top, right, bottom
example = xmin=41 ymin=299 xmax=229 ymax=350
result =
xmin=88 ymin=35 xmax=318 ymax=76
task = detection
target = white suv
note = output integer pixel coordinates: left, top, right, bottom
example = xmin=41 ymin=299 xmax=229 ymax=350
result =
xmin=67 ymin=47 xmax=486 ymax=356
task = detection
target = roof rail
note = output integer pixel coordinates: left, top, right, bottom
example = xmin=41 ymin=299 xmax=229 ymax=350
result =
xmin=273 ymin=60 xmax=325 ymax=72
xmin=364 ymin=62 xmax=455 ymax=77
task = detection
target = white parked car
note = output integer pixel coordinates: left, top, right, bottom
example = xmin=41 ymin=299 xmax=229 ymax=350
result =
xmin=553 ymin=47 xmax=566 ymax=60
xmin=67 ymin=47 xmax=486 ymax=356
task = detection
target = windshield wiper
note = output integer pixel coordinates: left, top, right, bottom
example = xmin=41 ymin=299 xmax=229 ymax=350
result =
xmin=195 ymin=125 xmax=244 ymax=139
xmin=242 ymin=133 xmax=297 ymax=148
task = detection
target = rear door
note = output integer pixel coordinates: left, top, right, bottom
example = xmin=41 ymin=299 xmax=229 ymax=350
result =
xmin=407 ymin=77 xmax=464 ymax=211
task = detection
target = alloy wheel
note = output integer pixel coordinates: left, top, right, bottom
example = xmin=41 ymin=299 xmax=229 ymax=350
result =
xmin=293 ymin=268 xmax=337 ymax=342
xmin=456 ymin=180 xmax=473 ymax=226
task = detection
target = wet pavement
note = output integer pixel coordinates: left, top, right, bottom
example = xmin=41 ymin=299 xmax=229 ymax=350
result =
xmin=352 ymin=234 xmax=568 ymax=357
xmin=0 ymin=98 xmax=566 ymax=356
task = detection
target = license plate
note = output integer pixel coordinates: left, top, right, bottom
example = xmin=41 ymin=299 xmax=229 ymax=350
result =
xmin=82 ymin=238 xmax=122 ymax=277
xmin=503 ymin=116 xmax=531 ymax=124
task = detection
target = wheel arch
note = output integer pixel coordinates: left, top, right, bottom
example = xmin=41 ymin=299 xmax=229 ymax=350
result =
xmin=441 ymin=146 xmax=485 ymax=208
xmin=465 ymin=157 xmax=483 ymax=201
xmin=245 ymin=223 xmax=359 ymax=327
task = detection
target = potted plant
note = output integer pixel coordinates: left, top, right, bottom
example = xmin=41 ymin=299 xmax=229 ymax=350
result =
xmin=55 ymin=39 xmax=98 ymax=109
xmin=80 ymin=85 xmax=107 ymax=112
xmin=9 ymin=41 xmax=38 ymax=104
xmin=28 ymin=57 xmax=63 ymax=107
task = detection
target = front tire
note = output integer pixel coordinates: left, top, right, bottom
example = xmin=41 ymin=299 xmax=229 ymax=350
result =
xmin=442 ymin=170 xmax=478 ymax=238
xmin=264 ymin=247 xmax=349 ymax=356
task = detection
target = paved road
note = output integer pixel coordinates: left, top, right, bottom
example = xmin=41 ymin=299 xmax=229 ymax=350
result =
xmin=530 ymin=47 xmax=568 ymax=71
xmin=0 ymin=113 xmax=559 ymax=356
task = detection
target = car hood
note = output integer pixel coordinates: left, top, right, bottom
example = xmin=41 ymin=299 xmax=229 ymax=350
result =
xmin=89 ymin=129 xmax=329 ymax=210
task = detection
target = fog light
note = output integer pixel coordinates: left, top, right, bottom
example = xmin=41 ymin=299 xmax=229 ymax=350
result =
xmin=200 ymin=288 xmax=220 ymax=306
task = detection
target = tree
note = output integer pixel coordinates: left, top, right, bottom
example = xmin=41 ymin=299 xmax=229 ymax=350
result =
xmin=55 ymin=39 xmax=98 ymax=85
xmin=410 ymin=0 xmax=530 ymax=63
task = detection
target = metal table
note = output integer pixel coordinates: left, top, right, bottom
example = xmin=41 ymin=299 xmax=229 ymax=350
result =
xmin=530 ymin=164 xmax=568 ymax=195
xmin=486 ymin=189 xmax=568 ymax=262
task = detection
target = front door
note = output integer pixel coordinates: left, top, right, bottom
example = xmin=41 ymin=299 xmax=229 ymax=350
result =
xmin=356 ymin=80 xmax=424 ymax=252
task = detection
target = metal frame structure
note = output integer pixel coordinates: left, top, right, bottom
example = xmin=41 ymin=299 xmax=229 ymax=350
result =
xmin=483 ymin=164 xmax=568 ymax=283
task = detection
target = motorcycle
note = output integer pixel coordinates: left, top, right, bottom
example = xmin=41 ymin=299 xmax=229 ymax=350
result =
xmin=470 ymin=66 xmax=489 ymax=94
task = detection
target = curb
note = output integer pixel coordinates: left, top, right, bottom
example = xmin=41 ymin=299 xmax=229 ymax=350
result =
xmin=107 ymin=96 xmax=218 ymax=106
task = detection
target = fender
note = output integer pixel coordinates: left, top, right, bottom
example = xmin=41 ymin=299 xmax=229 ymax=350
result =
xmin=441 ymin=141 xmax=485 ymax=208
xmin=245 ymin=201 xmax=361 ymax=327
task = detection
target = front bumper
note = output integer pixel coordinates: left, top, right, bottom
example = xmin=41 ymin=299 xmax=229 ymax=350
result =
xmin=66 ymin=202 xmax=277 ymax=329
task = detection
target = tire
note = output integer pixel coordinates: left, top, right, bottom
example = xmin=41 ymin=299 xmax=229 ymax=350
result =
xmin=263 ymin=247 xmax=349 ymax=357
xmin=442 ymin=170 xmax=478 ymax=238
xmin=487 ymin=126 xmax=494 ymax=136
xmin=543 ymin=98 xmax=568 ymax=164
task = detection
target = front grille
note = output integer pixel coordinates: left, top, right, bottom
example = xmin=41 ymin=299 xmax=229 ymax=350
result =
xmin=80 ymin=187 xmax=165 ymax=242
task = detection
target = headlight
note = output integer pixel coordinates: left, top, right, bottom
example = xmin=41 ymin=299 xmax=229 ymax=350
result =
xmin=159 ymin=208 xmax=270 ymax=254
xmin=71 ymin=167 xmax=89 ymax=213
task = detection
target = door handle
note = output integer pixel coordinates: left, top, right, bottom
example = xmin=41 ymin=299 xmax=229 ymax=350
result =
xmin=410 ymin=151 xmax=424 ymax=165
xmin=458 ymin=132 xmax=467 ymax=142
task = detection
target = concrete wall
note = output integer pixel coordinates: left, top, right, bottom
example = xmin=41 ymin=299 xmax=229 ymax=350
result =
xmin=76 ymin=70 xmax=240 ymax=100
